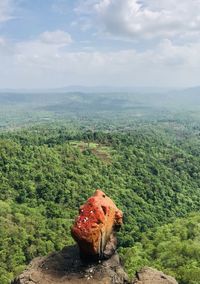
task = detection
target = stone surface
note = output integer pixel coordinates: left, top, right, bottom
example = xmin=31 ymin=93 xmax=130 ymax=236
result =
xmin=71 ymin=190 xmax=123 ymax=259
xmin=133 ymin=267 xmax=178 ymax=284
xmin=12 ymin=245 xmax=130 ymax=284
xmin=12 ymin=247 xmax=178 ymax=284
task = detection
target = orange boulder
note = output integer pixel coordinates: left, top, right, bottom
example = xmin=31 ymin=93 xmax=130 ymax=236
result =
xmin=71 ymin=190 xmax=123 ymax=259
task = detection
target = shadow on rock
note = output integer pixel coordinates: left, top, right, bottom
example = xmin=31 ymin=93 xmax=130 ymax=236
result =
xmin=12 ymin=245 xmax=129 ymax=284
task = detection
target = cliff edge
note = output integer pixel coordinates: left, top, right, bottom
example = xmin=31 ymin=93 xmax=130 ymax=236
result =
xmin=12 ymin=245 xmax=178 ymax=284
xmin=12 ymin=245 xmax=129 ymax=284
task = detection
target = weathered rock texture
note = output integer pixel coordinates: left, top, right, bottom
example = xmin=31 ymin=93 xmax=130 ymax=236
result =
xmin=12 ymin=246 xmax=178 ymax=284
xmin=71 ymin=190 xmax=123 ymax=259
xmin=133 ymin=267 xmax=178 ymax=284
xmin=12 ymin=245 xmax=129 ymax=284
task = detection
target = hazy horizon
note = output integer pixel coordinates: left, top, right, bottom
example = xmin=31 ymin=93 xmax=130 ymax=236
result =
xmin=0 ymin=85 xmax=199 ymax=93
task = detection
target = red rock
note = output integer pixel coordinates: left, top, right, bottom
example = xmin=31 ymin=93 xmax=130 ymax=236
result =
xmin=71 ymin=190 xmax=123 ymax=259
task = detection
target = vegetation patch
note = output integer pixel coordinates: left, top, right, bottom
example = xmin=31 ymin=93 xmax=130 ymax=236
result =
xmin=121 ymin=213 xmax=200 ymax=284
xmin=69 ymin=141 xmax=113 ymax=163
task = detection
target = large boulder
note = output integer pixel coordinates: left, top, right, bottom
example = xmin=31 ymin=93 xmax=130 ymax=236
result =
xmin=71 ymin=190 xmax=123 ymax=259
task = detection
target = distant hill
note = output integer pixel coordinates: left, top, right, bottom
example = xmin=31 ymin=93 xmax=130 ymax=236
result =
xmin=0 ymin=86 xmax=199 ymax=110
xmin=0 ymin=86 xmax=200 ymax=129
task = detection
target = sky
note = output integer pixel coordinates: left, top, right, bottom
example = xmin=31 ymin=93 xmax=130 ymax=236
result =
xmin=0 ymin=0 xmax=200 ymax=89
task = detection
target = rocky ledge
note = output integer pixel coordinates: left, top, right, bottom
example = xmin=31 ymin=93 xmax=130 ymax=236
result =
xmin=12 ymin=245 xmax=178 ymax=284
xmin=12 ymin=245 xmax=129 ymax=284
xmin=133 ymin=267 xmax=178 ymax=284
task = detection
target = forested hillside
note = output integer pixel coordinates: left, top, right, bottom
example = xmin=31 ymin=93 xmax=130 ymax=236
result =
xmin=0 ymin=121 xmax=200 ymax=283
xmin=121 ymin=213 xmax=200 ymax=284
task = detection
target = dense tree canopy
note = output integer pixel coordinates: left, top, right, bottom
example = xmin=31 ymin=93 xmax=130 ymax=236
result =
xmin=0 ymin=121 xmax=199 ymax=283
xmin=121 ymin=213 xmax=200 ymax=284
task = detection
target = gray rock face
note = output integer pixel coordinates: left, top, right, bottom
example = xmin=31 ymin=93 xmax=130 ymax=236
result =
xmin=12 ymin=246 xmax=178 ymax=284
xmin=133 ymin=267 xmax=178 ymax=284
xmin=12 ymin=245 xmax=129 ymax=284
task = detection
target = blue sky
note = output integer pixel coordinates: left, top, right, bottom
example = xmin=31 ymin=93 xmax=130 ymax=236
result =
xmin=0 ymin=0 xmax=200 ymax=89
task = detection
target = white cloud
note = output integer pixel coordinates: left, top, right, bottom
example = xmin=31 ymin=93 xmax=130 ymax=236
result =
xmin=74 ymin=0 xmax=99 ymax=14
xmin=0 ymin=0 xmax=14 ymax=22
xmin=39 ymin=30 xmax=72 ymax=45
xmin=0 ymin=0 xmax=200 ymax=89
xmin=76 ymin=0 xmax=200 ymax=41
xmin=16 ymin=30 xmax=72 ymax=60
xmin=0 ymin=35 xmax=199 ymax=88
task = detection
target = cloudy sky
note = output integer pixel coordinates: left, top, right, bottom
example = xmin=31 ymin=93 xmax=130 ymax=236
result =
xmin=0 ymin=0 xmax=200 ymax=89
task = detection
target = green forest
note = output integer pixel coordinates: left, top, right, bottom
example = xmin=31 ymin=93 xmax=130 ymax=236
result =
xmin=1 ymin=0 xmax=200 ymax=282
xmin=0 ymin=115 xmax=200 ymax=284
